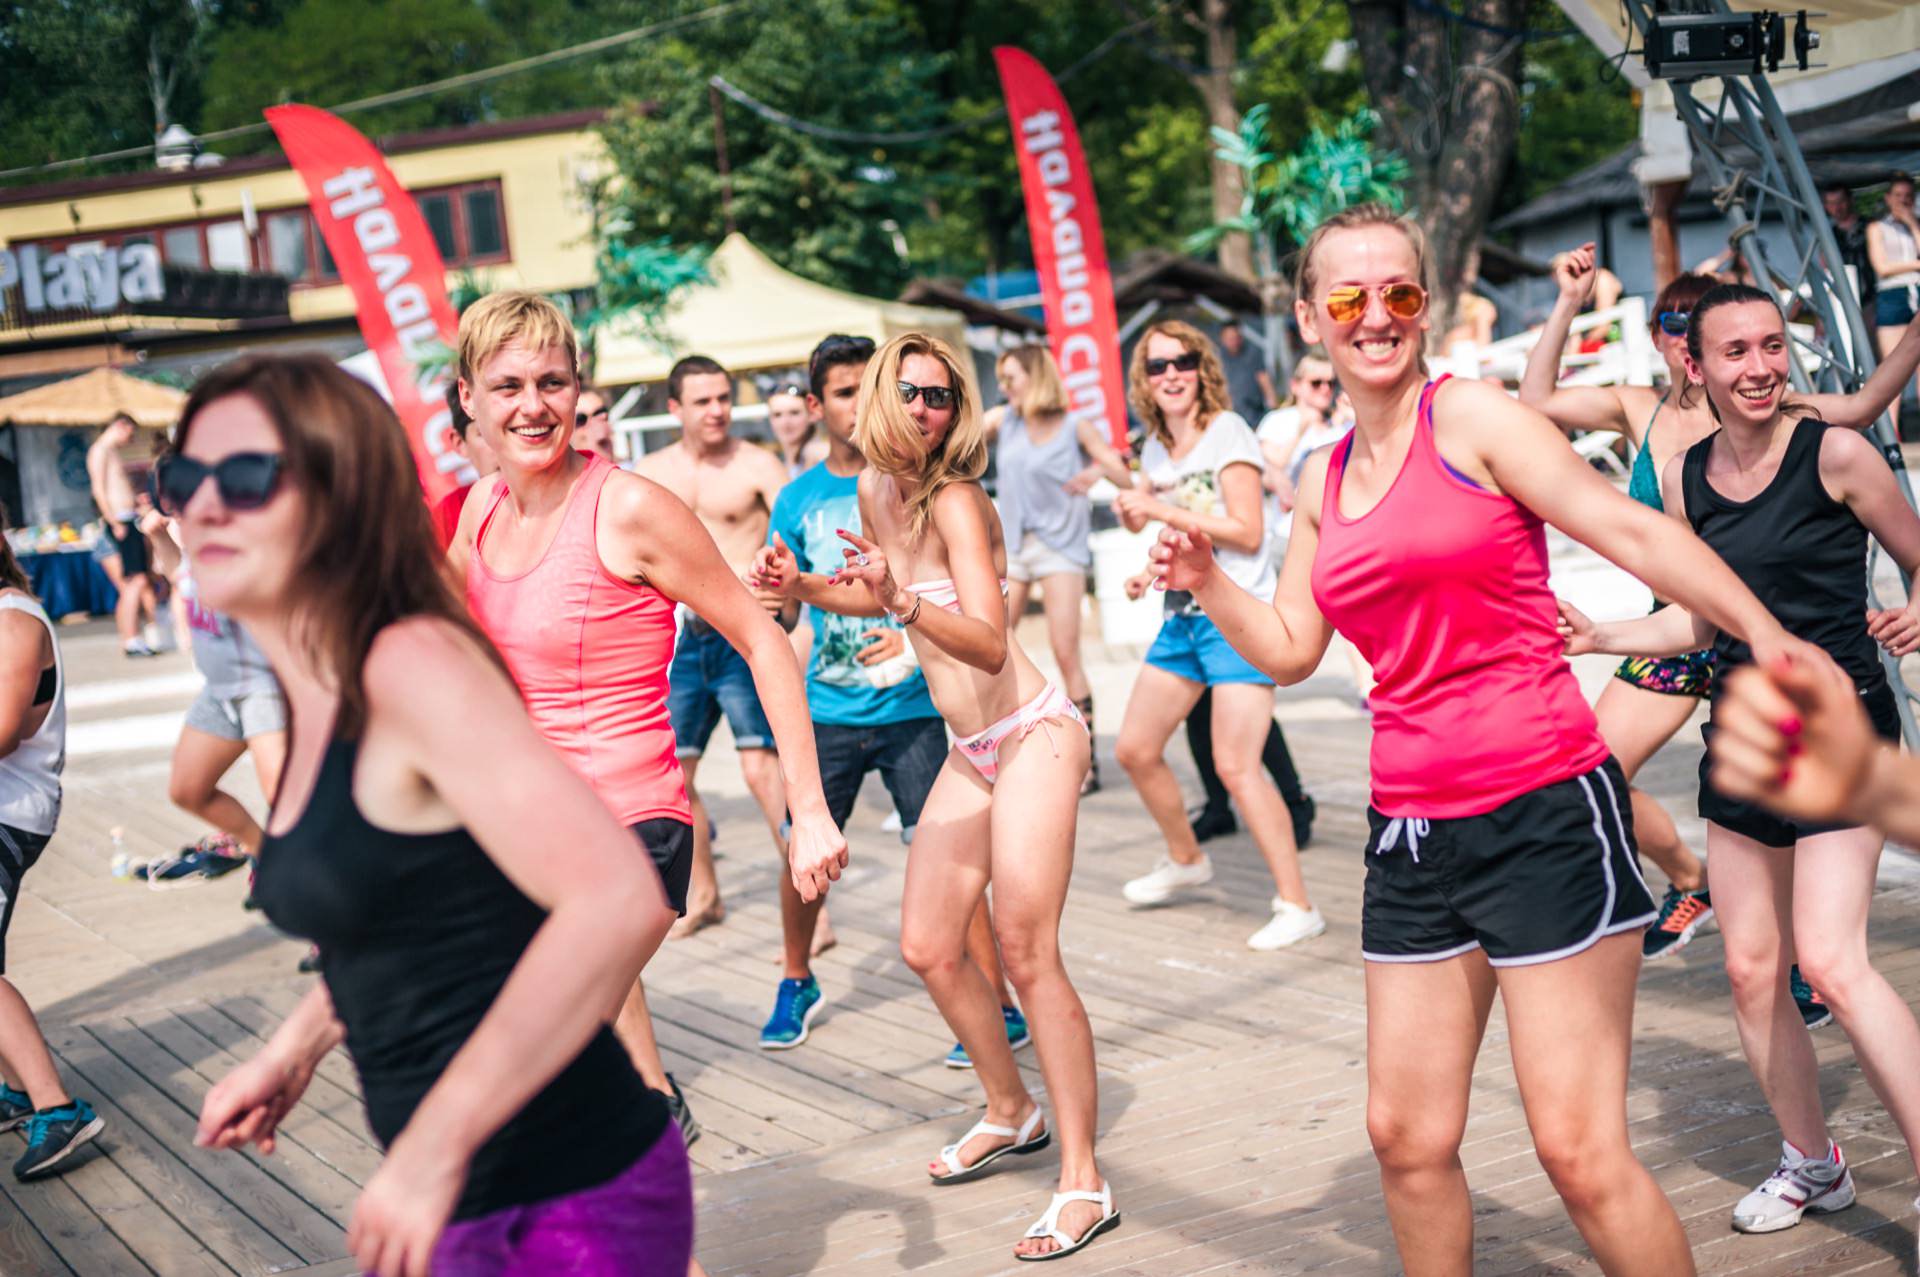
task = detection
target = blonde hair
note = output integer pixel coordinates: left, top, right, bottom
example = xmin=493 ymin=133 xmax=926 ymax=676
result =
xmin=854 ymin=333 xmax=987 ymax=540
xmin=1126 ymin=320 xmax=1232 ymax=447
xmin=457 ymin=291 xmax=579 ymax=386
xmin=999 ymin=344 xmax=1068 ymax=417
xmin=1283 ymin=349 xmax=1334 ymax=407
xmin=1291 ymin=203 xmax=1428 ymax=305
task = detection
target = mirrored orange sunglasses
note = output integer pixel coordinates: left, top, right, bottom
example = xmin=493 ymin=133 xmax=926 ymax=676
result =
xmin=1323 ymin=283 xmax=1428 ymax=325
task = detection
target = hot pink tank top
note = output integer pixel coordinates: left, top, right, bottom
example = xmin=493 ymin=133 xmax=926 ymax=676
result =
xmin=466 ymin=456 xmax=690 ymax=825
xmin=1311 ymin=378 xmax=1607 ymax=818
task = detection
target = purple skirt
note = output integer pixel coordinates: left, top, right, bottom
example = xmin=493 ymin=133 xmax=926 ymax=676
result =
xmin=426 ymin=1130 xmax=693 ymax=1276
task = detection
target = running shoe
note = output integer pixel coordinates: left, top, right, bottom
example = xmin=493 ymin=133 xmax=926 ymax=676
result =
xmin=134 ymin=844 xmax=248 ymax=889
xmin=1642 ymin=885 xmax=1714 ymax=960
xmin=1187 ymin=804 xmax=1236 ymax=844
xmin=1290 ymin=794 xmax=1316 ymax=849
xmin=297 ymin=947 xmax=322 ymax=975
xmin=122 ymin=639 xmax=157 ymax=659
xmin=662 ymin=1074 xmax=699 ymax=1146
xmin=1731 ymin=1139 xmax=1853 ymax=1233
xmin=13 ymin=1101 xmax=104 ymax=1180
xmin=0 ymin=1085 xmax=29 ymax=1133
xmin=1247 ymin=899 xmax=1326 ymax=951
xmin=945 ymin=1005 xmax=1032 ymax=1069
xmin=759 ymin=976 xmax=823 ymax=1050
xmin=1122 ymin=854 xmax=1213 ymax=906
xmin=1791 ymin=965 xmax=1833 ymax=1030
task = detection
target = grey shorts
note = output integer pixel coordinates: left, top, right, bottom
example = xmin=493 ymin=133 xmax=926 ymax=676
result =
xmin=185 ymin=686 xmax=288 ymax=742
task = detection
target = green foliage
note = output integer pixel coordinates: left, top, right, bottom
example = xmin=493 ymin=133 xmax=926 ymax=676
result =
xmin=1502 ymin=0 xmax=1638 ymax=214
xmin=580 ymin=224 xmax=711 ymax=347
xmin=1187 ymin=105 xmax=1405 ymax=256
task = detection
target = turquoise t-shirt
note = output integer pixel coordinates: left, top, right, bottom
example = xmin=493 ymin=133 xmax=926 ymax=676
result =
xmin=769 ymin=462 xmax=939 ymax=727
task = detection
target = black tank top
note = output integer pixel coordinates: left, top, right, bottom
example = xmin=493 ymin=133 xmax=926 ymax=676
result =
xmin=1682 ymin=418 xmax=1886 ymax=693
xmin=253 ymin=735 xmax=664 ymax=1220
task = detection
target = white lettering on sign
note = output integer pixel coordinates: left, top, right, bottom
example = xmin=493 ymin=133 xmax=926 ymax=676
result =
xmin=315 ymin=166 xmax=454 ymax=474
xmin=0 ymin=244 xmax=166 ymax=316
xmin=1018 ymin=109 xmax=1106 ymax=432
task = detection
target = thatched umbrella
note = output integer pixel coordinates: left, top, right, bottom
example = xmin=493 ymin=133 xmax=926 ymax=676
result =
xmin=0 ymin=368 xmax=184 ymax=430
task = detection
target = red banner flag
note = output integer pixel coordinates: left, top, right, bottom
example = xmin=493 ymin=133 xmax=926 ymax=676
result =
xmin=993 ymin=48 xmax=1128 ymax=453
xmin=265 ymin=104 xmax=466 ymax=503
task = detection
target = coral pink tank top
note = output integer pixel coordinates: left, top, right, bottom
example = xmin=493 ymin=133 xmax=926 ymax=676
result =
xmin=1311 ymin=378 xmax=1607 ymax=818
xmin=466 ymin=456 xmax=690 ymax=825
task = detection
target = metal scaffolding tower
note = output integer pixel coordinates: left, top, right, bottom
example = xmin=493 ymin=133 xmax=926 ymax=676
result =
xmin=1620 ymin=0 xmax=1919 ymax=748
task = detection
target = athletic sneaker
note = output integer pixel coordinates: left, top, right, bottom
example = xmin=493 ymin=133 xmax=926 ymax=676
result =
xmin=1247 ymin=899 xmax=1326 ymax=951
xmin=661 ymin=1074 xmax=699 ymax=1146
xmin=759 ymin=976 xmax=823 ymax=1049
xmin=1187 ymin=804 xmax=1236 ymax=844
xmin=135 ymin=844 xmax=248 ymax=888
xmin=1642 ymin=885 xmax=1714 ymax=960
xmin=1122 ymin=854 xmax=1213 ymax=906
xmin=0 ymin=1084 xmax=29 ymax=1132
xmin=944 ymin=1005 xmax=1032 ymax=1069
xmin=13 ymin=1101 xmax=104 ymax=1180
xmin=1791 ymin=965 xmax=1833 ymax=1030
xmin=1731 ymin=1139 xmax=1853 ymax=1233
xmin=122 ymin=639 xmax=157 ymax=659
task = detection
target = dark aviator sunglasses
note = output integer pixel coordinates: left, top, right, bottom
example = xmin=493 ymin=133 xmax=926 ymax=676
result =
xmin=1144 ymin=352 xmax=1202 ymax=378
xmin=897 ymin=381 xmax=957 ymax=410
xmin=154 ymin=452 xmax=284 ymax=517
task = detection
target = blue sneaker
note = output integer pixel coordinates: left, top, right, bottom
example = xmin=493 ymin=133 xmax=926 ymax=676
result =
xmin=13 ymin=1100 xmax=103 ymax=1180
xmin=759 ymin=976 xmax=823 ymax=1050
xmin=0 ymin=1085 xmax=29 ymax=1132
xmin=945 ymin=1005 xmax=1032 ymax=1070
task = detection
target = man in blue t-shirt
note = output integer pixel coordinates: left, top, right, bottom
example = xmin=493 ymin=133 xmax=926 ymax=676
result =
xmin=750 ymin=335 xmax=1029 ymax=1068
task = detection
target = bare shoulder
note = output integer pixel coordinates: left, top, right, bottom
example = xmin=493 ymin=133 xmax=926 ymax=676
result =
xmin=734 ymin=439 xmax=791 ymax=483
xmin=1434 ymin=374 xmax=1524 ymax=424
xmin=0 ymin=604 xmax=45 ymax=657
xmin=364 ymin=616 xmax=501 ymax=706
xmin=1817 ymin=419 xmax=1878 ymax=465
xmin=931 ymin=479 xmax=993 ymax=524
xmin=630 ymin=441 xmax=683 ymax=481
xmin=597 ymin=466 xmax=683 ymax=529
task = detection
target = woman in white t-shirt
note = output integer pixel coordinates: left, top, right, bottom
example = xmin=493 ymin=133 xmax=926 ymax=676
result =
xmin=1111 ymin=321 xmax=1322 ymax=951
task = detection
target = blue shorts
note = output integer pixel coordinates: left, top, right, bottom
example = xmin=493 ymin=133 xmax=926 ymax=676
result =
xmin=784 ymin=715 xmax=947 ymax=845
xmin=667 ymin=617 xmax=774 ymax=757
xmin=1876 ymin=285 xmax=1918 ymax=328
xmin=1145 ymin=612 xmax=1273 ymax=687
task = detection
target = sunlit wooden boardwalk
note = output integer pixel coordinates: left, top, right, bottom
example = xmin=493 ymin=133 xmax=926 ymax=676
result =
xmin=7 ymin=617 xmax=1918 ymax=1275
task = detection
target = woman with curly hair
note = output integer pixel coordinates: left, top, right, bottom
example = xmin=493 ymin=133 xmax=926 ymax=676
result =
xmin=826 ymin=332 xmax=1116 ymax=1260
xmin=1111 ymin=320 xmax=1320 ymax=951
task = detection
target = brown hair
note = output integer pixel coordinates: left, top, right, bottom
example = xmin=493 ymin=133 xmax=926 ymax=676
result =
xmin=999 ymin=344 xmax=1068 ymax=417
xmin=1291 ymin=203 xmax=1429 ymax=306
xmin=0 ymin=503 xmax=29 ymax=596
xmin=1126 ymin=320 xmax=1233 ymax=447
xmin=853 ymin=333 xmax=987 ymax=540
xmin=175 ymin=354 xmax=503 ymax=736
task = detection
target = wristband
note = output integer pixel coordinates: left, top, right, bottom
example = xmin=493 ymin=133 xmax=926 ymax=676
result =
xmin=893 ymin=593 xmax=923 ymax=627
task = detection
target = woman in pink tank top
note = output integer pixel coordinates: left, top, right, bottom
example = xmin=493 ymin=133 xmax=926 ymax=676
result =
xmin=445 ymin=294 xmax=845 ymax=1182
xmin=1149 ymin=206 xmax=1819 ymax=1276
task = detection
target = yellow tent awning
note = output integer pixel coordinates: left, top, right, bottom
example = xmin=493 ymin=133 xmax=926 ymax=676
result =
xmin=0 ymin=367 xmax=184 ymax=428
xmin=593 ymin=233 xmax=970 ymax=385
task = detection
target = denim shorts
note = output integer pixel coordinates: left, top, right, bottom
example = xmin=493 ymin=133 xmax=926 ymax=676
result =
xmin=805 ymin=715 xmax=947 ymax=843
xmin=667 ymin=616 xmax=774 ymax=757
xmin=1876 ymin=284 xmax=1918 ymax=328
xmin=1145 ymin=612 xmax=1273 ymax=687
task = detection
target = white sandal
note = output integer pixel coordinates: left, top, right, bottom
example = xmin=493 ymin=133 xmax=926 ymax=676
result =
xmin=929 ymin=1106 xmax=1049 ymax=1185
xmin=1017 ymin=1181 xmax=1121 ymax=1262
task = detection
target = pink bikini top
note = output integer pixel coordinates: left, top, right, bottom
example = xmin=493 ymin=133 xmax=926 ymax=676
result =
xmin=908 ymin=578 xmax=1008 ymax=614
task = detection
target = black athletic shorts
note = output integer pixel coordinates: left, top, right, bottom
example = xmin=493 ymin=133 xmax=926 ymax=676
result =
xmin=631 ymin=818 xmax=693 ymax=916
xmin=106 ymin=519 xmax=149 ymax=576
xmin=1700 ymin=679 xmax=1902 ymax=847
xmin=1361 ymin=757 xmax=1657 ymax=967
xmin=0 ymin=822 xmax=49 ymax=974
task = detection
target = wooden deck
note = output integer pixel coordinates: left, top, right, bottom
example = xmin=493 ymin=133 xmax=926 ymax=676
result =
xmin=7 ymin=620 xmax=1919 ymax=1275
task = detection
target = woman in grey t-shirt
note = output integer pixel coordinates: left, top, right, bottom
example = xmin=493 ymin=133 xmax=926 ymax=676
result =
xmin=984 ymin=345 xmax=1131 ymax=792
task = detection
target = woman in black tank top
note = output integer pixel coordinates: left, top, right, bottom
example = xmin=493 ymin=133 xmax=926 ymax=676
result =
xmin=1567 ymin=284 xmax=1920 ymax=1243
xmin=172 ymin=356 xmax=690 ymax=1277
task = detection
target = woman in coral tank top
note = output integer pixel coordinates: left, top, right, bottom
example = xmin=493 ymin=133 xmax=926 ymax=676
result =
xmin=1150 ymin=205 xmax=1826 ymax=1276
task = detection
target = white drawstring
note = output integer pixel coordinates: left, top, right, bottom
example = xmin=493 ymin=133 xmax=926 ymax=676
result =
xmin=1376 ymin=816 xmax=1431 ymax=863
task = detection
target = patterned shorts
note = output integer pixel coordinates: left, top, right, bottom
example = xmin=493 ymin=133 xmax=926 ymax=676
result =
xmin=1613 ymin=649 xmax=1718 ymax=699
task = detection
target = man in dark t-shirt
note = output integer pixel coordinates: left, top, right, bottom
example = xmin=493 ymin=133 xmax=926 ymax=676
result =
xmin=1825 ymin=180 xmax=1876 ymax=322
xmin=1217 ymin=319 xmax=1275 ymax=423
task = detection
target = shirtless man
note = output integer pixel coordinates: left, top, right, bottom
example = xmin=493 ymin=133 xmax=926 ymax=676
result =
xmin=637 ymin=356 xmax=793 ymax=934
xmin=86 ymin=414 xmax=157 ymax=656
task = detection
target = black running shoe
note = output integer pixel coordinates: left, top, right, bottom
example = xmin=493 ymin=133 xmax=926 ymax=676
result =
xmin=0 ymin=1085 xmax=29 ymax=1133
xmin=662 ymin=1074 xmax=699 ymax=1146
xmin=1289 ymin=795 xmax=1316 ymax=849
xmin=1188 ymin=804 xmax=1237 ymax=844
xmin=1642 ymin=885 xmax=1714 ymax=961
xmin=297 ymin=947 xmax=322 ymax=975
xmin=1791 ymin=966 xmax=1833 ymax=1031
xmin=13 ymin=1101 xmax=103 ymax=1180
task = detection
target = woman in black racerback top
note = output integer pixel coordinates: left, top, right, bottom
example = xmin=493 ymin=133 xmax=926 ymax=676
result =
xmin=1567 ymin=284 xmax=1920 ymax=1245
xmin=174 ymin=356 xmax=690 ymax=1277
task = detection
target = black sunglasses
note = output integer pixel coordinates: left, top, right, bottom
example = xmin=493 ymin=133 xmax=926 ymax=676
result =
xmin=1145 ymin=352 xmax=1202 ymax=377
xmin=1299 ymin=377 xmax=1334 ymax=389
xmin=1657 ymin=311 xmax=1690 ymax=337
xmin=575 ymin=406 xmax=610 ymax=427
xmin=897 ymin=381 xmax=957 ymax=410
xmin=154 ymin=452 xmax=284 ymax=517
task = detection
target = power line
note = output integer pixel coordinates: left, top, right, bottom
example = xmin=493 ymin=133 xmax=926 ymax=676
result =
xmin=0 ymin=0 xmax=751 ymax=182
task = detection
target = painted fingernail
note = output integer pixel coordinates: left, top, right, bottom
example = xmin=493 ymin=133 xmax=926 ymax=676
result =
xmin=1780 ymin=717 xmax=1802 ymax=735
xmin=1788 ymin=740 xmax=1803 ymax=757
xmin=1779 ymin=766 xmax=1793 ymax=783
